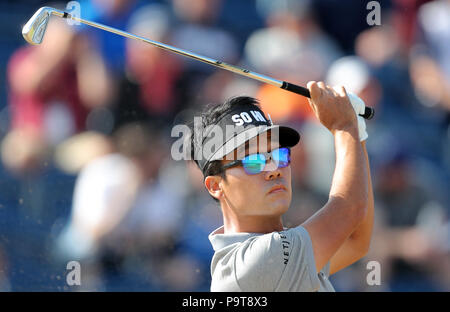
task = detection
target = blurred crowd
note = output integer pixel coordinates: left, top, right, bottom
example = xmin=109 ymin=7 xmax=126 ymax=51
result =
xmin=0 ymin=0 xmax=449 ymax=291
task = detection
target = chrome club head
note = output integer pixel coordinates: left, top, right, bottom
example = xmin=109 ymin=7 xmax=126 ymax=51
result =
xmin=22 ymin=7 xmax=61 ymax=45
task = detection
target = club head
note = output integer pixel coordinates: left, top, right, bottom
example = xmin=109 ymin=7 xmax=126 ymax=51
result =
xmin=22 ymin=7 xmax=55 ymax=45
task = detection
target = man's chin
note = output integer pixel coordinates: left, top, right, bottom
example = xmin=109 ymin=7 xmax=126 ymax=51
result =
xmin=266 ymin=198 xmax=290 ymax=216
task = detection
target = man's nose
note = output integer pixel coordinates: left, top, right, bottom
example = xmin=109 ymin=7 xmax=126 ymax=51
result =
xmin=264 ymin=160 xmax=282 ymax=179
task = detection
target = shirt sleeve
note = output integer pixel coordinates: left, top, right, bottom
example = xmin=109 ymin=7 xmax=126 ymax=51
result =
xmin=233 ymin=226 xmax=320 ymax=291
xmin=321 ymin=260 xmax=331 ymax=278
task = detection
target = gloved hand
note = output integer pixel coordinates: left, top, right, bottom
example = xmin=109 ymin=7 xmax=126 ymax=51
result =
xmin=347 ymin=92 xmax=368 ymax=142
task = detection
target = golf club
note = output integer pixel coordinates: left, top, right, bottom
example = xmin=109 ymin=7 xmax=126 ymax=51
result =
xmin=22 ymin=6 xmax=374 ymax=119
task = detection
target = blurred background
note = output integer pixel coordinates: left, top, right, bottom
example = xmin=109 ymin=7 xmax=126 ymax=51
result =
xmin=0 ymin=0 xmax=449 ymax=291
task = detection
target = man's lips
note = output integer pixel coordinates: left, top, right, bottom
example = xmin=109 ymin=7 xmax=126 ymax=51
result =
xmin=267 ymin=184 xmax=287 ymax=194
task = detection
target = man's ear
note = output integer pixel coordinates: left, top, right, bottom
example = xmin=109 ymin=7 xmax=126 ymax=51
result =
xmin=205 ymin=175 xmax=223 ymax=200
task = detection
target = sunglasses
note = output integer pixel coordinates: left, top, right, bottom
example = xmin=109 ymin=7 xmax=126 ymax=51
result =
xmin=219 ymin=147 xmax=291 ymax=175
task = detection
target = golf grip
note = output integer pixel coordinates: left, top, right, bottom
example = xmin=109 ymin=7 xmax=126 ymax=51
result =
xmin=281 ymin=81 xmax=375 ymax=120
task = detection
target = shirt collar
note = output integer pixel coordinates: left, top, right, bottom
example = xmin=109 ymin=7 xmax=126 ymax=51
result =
xmin=208 ymin=226 xmax=262 ymax=251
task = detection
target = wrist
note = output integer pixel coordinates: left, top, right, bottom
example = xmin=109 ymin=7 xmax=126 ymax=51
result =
xmin=331 ymin=123 xmax=359 ymax=138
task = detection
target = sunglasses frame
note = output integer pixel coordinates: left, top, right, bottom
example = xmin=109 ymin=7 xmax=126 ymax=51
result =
xmin=219 ymin=147 xmax=291 ymax=175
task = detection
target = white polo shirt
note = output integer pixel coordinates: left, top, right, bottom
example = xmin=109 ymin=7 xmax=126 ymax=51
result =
xmin=208 ymin=225 xmax=335 ymax=292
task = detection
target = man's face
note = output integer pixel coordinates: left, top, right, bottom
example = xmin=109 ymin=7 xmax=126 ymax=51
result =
xmin=219 ymin=134 xmax=292 ymax=218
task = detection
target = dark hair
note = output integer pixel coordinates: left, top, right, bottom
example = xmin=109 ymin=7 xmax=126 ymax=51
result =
xmin=189 ymin=96 xmax=261 ymax=201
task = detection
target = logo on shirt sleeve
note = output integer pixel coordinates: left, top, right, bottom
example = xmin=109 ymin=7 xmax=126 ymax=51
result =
xmin=279 ymin=232 xmax=290 ymax=265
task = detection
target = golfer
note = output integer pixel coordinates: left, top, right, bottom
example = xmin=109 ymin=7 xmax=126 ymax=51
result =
xmin=189 ymin=81 xmax=374 ymax=291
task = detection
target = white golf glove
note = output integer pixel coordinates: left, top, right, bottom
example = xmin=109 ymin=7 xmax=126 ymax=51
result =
xmin=347 ymin=92 xmax=368 ymax=142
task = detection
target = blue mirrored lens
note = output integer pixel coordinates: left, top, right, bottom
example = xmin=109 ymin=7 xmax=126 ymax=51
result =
xmin=241 ymin=148 xmax=290 ymax=174
xmin=272 ymin=147 xmax=290 ymax=168
xmin=242 ymin=153 xmax=266 ymax=175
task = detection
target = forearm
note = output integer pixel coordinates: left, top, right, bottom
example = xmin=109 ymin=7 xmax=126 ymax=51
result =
xmin=328 ymin=128 xmax=368 ymax=218
xmin=347 ymin=142 xmax=374 ymax=251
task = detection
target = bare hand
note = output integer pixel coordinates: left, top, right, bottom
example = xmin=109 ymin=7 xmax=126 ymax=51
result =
xmin=306 ymin=81 xmax=358 ymax=136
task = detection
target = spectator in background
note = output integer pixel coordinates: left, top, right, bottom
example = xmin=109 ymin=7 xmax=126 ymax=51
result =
xmin=359 ymin=1 xmax=449 ymax=197
xmin=354 ymin=16 xmax=417 ymax=120
xmin=311 ymin=0 xmax=374 ymax=53
xmin=171 ymin=0 xmax=238 ymax=70
xmin=3 ymin=17 xmax=111 ymax=175
xmin=169 ymin=0 xmax=239 ymax=108
xmin=370 ymin=149 xmax=448 ymax=291
xmin=389 ymin=0 xmax=432 ymax=52
xmin=55 ymin=123 xmax=193 ymax=291
xmin=413 ymin=0 xmax=450 ymax=102
xmin=77 ymin=0 xmax=145 ymax=75
xmin=355 ymin=14 xmax=446 ymax=177
xmin=169 ymin=160 xmax=223 ymax=291
xmin=410 ymin=0 xmax=450 ymax=174
xmin=244 ymin=0 xmax=342 ymax=124
xmin=109 ymin=3 xmax=184 ymax=132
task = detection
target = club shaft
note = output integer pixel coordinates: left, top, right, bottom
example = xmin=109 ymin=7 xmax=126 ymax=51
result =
xmin=57 ymin=11 xmax=284 ymax=89
xmin=50 ymin=10 xmax=374 ymax=119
